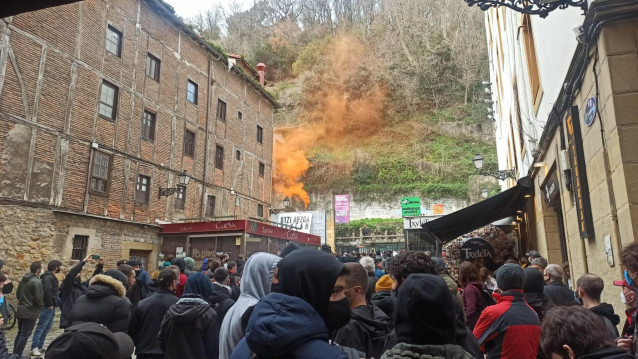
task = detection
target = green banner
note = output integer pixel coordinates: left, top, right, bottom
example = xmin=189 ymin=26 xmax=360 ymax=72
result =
xmin=401 ymin=197 xmax=421 ymax=217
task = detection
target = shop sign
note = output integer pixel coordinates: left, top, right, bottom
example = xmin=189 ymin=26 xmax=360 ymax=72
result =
xmin=401 ymin=197 xmax=421 ymax=217
xmin=584 ymin=96 xmax=597 ymax=127
xmin=566 ymin=107 xmax=595 ymax=239
xmin=542 ymin=171 xmax=560 ymax=207
xmin=278 ymin=212 xmax=313 ymax=233
xmin=403 ymin=215 xmax=442 ymax=229
xmin=460 ymin=238 xmax=494 ymax=261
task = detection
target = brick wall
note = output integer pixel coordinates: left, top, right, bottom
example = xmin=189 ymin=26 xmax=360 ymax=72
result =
xmin=0 ymin=0 xmax=275 ymax=232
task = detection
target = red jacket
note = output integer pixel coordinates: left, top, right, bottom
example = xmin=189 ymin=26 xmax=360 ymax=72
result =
xmin=175 ymin=273 xmax=188 ymax=298
xmin=473 ymin=290 xmax=540 ymax=359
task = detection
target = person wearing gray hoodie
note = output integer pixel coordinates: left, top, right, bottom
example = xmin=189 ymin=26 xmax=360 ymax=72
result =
xmin=218 ymin=252 xmax=280 ymax=359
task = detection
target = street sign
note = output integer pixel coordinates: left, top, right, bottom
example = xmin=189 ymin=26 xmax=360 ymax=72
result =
xmin=401 ymin=197 xmax=421 ymax=217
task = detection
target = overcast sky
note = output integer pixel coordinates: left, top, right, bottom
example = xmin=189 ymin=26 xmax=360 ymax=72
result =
xmin=164 ymin=0 xmax=253 ymax=20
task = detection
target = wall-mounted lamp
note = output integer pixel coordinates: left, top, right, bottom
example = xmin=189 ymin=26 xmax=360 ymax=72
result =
xmin=158 ymin=171 xmax=190 ymax=199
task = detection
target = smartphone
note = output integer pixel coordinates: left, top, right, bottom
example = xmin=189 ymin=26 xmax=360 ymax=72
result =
xmin=91 ymin=254 xmax=100 ymax=260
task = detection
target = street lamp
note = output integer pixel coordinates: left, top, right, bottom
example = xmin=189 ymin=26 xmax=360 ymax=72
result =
xmin=481 ymin=188 xmax=489 ymax=199
xmin=283 ymin=197 xmax=291 ymax=209
xmin=463 ymin=0 xmax=587 ymax=18
xmin=472 ymin=153 xmax=516 ymax=181
xmin=158 ymin=170 xmax=190 ymax=199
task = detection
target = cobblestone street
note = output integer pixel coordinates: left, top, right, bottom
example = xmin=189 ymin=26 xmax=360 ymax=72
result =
xmin=4 ymin=312 xmax=64 ymax=358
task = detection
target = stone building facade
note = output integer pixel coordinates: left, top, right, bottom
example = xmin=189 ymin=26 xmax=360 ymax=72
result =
xmin=0 ymin=0 xmax=276 ymax=273
xmin=485 ymin=0 xmax=638 ymax=315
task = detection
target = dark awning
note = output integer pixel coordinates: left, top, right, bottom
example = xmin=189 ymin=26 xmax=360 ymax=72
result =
xmin=1 ymin=0 xmax=83 ymax=18
xmin=422 ymin=176 xmax=534 ymax=243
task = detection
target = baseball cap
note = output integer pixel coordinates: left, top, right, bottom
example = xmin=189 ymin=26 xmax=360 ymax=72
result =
xmin=525 ymin=250 xmax=541 ymax=258
xmin=45 ymin=322 xmax=134 ymax=359
xmin=613 ymin=278 xmax=637 ymax=290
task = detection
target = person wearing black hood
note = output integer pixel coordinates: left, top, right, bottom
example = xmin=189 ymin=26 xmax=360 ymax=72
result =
xmin=130 ymin=269 xmax=179 ymax=359
xmin=158 ymin=272 xmax=219 ymax=359
xmin=334 ymin=263 xmax=391 ymax=359
xmin=210 ymin=267 xmax=235 ymax=324
xmin=280 ymin=242 xmax=301 ymax=258
xmin=69 ymin=269 xmax=131 ymax=333
xmin=576 ymin=274 xmax=620 ymax=340
xmin=235 ymin=254 xmax=245 ymax=277
xmin=230 ymin=249 xmax=350 ymax=359
xmin=381 ymin=274 xmax=474 ymax=359
xmin=523 ymin=267 xmax=554 ymax=322
xmin=171 ymin=258 xmax=188 ymax=298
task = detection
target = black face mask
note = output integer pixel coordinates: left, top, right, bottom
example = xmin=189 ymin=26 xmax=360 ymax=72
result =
xmin=323 ymin=297 xmax=351 ymax=331
xmin=271 ymin=282 xmax=280 ymax=293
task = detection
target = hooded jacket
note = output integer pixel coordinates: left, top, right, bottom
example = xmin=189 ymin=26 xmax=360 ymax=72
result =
xmin=382 ymin=274 xmax=474 ymax=359
xmin=15 ymin=273 xmax=44 ymax=319
xmin=41 ymin=271 xmax=60 ymax=308
xmin=230 ymin=293 xmax=348 ymax=359
xmin=184 ymin=257 xmax=196 ymax=277
xmin=159 ymin=273 xmax=220 ymax=359
xmin=129 ymin=289 xmax=179 ymax=356
xmin=69 ymin=272 xmax=131 ymax=333
xmin=523 ymin=268 xmax=554 ymax=323
xmin=473 ymin=290 xmax=540 ymax=359
xmin=219 ymin=253 xmax=281 ymax=359
xmin=60 ymin=260 xmax=102 ymax=329
xmin=211 ymin=282 xmax=235 ymax=324
xmin=334 ymin=303 xmax=390 ymax=359
xmin=231 ymin=249 xmax=348 ymax=359
xmin=590 ymin=303 xmax=620 ymax=339
xmin=371 ymin=291 xmax=394 ymax=323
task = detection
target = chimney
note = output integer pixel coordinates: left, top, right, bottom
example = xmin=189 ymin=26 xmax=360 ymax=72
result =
xmin=256 ymin=63 xmax=266 ymax=86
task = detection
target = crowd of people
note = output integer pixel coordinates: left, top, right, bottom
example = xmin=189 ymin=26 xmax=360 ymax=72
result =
xmin=1 ymin=242 xmax=638 ymax=358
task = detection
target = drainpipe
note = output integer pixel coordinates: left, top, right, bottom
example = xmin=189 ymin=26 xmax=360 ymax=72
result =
xmin=202 ymin=58 xmax=213 ymax=218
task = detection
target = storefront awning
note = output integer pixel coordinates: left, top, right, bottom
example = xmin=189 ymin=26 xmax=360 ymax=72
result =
xmin=422 ymin=177 xmax=534 ymax=243
xmin=1 ymin=0 xmax=84 ymax=18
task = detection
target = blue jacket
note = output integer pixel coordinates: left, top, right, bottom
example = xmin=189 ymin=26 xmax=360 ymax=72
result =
xmin=230 ymin=293 xmax=348 ymax=359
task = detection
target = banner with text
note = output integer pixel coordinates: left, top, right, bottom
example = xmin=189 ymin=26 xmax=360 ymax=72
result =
xmin=278 ymin=212 xmax=313 ymax=234
xmin=334 ymin=194 xmax=350 ymax=224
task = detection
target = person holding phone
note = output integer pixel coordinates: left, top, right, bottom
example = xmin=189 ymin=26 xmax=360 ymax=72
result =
xmin=59 ymin=253 xmax=104 ymax=329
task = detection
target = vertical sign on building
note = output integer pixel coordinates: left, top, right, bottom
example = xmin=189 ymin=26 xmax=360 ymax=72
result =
xmin=566 ymin=106 xmax=595 ymax=239
xmin=334 ymin=194 xmax=350 ymax=224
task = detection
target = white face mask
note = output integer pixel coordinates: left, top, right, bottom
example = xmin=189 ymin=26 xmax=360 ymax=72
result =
xmin=621 ymin=291 xmax=628 ymax=305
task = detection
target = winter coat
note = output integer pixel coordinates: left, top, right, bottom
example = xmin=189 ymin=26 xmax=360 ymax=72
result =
xmin=462 ymin=282 xmax=486 ymax=330
xmin=210 ymin=282 xmax=235 ymax=325
xmin=235 ymin=259 xmax=245 ymax=277
xmin=334 ymin=303 xmax=391 ymax=359
xmin=15 ymin=273 xmax=43 ymax=319
xmin=590 ymin=303 xmax=620 ymax=339
xmin=175 ymin=273 xmax=188 ymax=298
xmin=41 ymin=271 xmax=60 ymax=308
xmin=0 ymin=328 xmax=21 ymax=359
xmin=371 ymin=291 xmax=394 ymax=323
xmin=59 ymin=261 xmax=102 ymax=329
xmin=129 ymin=289 xmax=179 ymax=357
xmin=219 ymin=253 xmax=280 ymax=359
xmin=366 ymin=272 xmax=377 ymax=303
xmin=473 ymin=290 xmax=540 ymax=359
xmin=158 ymin=294 xmax=219 ymax=359
xmin=381 ymin=343 xmax=474 ymax=359
xmin=441 ymin=274 xmax=465 ymax=321
xmin=543 ymin=281 xmax=579 ymax=307
xmin=524 ymin=292 xmax=553 ymax=323
xmin=622 ymin=307 xmax=636 ymax=337
xmin=229 ymin=274 xmax=241 ymax=301
xmin=230 ymin=293 xmax=348 ymax=359
xmin=136 ymin=269 xmax=151 ymax=299
xmin=69 ymin=274 xmax=131 ymax=333
xmin=579 ymin=347 xmax=635 ymax=359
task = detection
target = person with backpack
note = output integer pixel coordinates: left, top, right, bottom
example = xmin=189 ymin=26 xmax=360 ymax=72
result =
xmin=473 ymin=263 xmax=540 ymax=359
xmin=459 ymin=261 xmax=492 ymax=330
xmin=334 ymin=263 xmax=390 ymax=359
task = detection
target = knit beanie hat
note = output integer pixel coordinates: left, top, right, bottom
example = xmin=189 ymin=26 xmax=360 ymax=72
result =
xmin=104 ymin=269 xmax=129 ymax=290
xmin=376 ymin=274 xmax=393 ymax=292
xmin=496 ymin=263 xmax=525 ymax=291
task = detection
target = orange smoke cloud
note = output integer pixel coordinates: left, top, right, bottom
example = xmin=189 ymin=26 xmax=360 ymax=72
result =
xmin=273 ymin=35 xmax=387 ymax=208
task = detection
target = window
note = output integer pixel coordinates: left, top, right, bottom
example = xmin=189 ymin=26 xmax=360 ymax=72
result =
xmin=105 ymin=25 xmax=122 ymax=57
xmin=145 ymin=53 xmax=160 ymax=81
xmin=71 ymin=235 xmax=89 ymax=260
xmin=257 ymin=204 xmax=264 ymax=218
xmin=174 ymin=186 xmax=185 ymax=210
xmin=256 ymin=125 xmax=263 ymax=144
xmin=183 ymin=130 xmax=195 ymax=157
xmin=99 ymin=81 xmax=118 ymax=120
xmin=90 ymin=151 xmax=111 ymax=194
xmin=186 ymin=80 xmax=198 ymax=104
xmin=238 ymin=111 xmax=243 ymax=120
xmin=135 ymin=175 xmax=151 ymax=204
xmin=521 ymin=14 xmax=542 ymax=114
xmin=216 ymin=100 xmax=226 ymax=122
xmin=215 ymin=145 xmax=224 ymax=170
xmin=259 ymin=162 xmax=265 ymax=177
xmin=141 ymin=110 xmax=156 ymax=141
xmin=236 ymin=150 xmax=241 ymax=161
xmin=206 ymin=195 xmax=216 ymax=217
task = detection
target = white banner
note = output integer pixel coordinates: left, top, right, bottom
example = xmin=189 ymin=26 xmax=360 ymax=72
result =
xmin=279 ymin=212 xmax=313 ymax=234
xmin=403 ymin=216 xmax=442 ymax=229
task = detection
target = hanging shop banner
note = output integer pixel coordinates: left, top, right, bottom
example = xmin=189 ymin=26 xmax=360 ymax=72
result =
xmin=278 ymin=212 xmax=313 ymax=234
xmin=542 ymin=171 xmax=560 ymax=207
xmin=584 ymin=96 xmax=597 ymax=127
xmin=334 ymin=194 xmax=350 ymax=224
xmin=460 ymin=238 xmax=494 ymax=261
xmin=566 ymin=106 xmax=595 ymax=239
xmin=401 ymin=197 xmax=421 ymax=217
